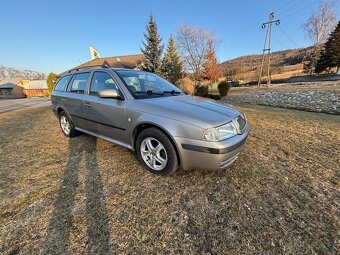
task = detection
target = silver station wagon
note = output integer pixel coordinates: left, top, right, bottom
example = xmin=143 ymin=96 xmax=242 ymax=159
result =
xmin=51 ymin=66 xmax=249 ymax=175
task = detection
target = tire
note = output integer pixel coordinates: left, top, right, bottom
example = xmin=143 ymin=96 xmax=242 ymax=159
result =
xmin=136 ymin=127 xmax=178 ymax=175
xmin=59 ymin=111 xmax=79 ymax=138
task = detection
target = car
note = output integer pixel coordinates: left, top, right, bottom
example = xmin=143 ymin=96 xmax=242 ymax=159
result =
xmin=51 ymin=66 xmax=249 ymax=175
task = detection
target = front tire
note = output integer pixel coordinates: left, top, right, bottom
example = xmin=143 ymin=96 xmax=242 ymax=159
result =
xmin=136 ymin=128 xmax=178 ymax=175
xmin=59 ymin=111 xmax=79 ymax=138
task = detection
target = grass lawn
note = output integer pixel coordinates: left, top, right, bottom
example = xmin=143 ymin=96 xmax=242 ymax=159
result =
xmin=0 ymin=105 xmax=339 ymax=254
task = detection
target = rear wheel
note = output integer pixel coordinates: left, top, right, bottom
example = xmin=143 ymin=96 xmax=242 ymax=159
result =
xmin=59 ymin=111 xmax=79 ymax=138
xmin=136 ymin=128 xmax=178 ymax=175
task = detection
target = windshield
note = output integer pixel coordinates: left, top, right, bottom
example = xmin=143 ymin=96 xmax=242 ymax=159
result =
xmin=116 ymin=70 xmax=182 ymax=98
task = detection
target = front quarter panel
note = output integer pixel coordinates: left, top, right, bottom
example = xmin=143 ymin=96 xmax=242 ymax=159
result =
xmin=126 ymin=107 xmax=205 ymax=146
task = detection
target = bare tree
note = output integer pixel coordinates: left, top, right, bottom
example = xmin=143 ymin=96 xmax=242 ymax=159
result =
xmin=176 ymin=25 xmax=217 ymax=81
xmin=0 ymin=65 xmax=46 ymax=80
xmin=303 ymin=0 xmax=337 ymax=46
xmin=0 ymin=66 xmax=6 ymax=80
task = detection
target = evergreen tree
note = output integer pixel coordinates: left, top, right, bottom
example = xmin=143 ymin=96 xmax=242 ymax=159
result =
xmin=203 ymin=40 xmax=222 ymax=82
xmin=316 ymin=21 xmax=340 ymax=73
xmin=303 ymin=47 xmax=321 ymax=74
xmin=141 ymin=15 xmax=164 ymax=74
xmin=161 ymin=35 xmax=183 ymax=84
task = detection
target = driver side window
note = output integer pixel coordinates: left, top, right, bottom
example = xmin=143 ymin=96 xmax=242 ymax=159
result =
xmin=90 ymin=72 xmax=119 ymax=96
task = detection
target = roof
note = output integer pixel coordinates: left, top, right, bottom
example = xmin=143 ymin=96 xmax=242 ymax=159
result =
xmin=0 ymin=83 xmax=16 ymax=89
xmin=0 ymin=77 xmax=23 ymax=85
xmin=59 ymin=54 xmax=144 ymax=76
xmin=25 ymin=80 xmax=48 ymax=89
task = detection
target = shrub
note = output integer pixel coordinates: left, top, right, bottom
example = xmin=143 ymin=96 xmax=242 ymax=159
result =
xmin=195 ymin=84 xmax=209 ymax=97
xmin=217 ymin=81 xmax=231 ymax=98
xmin=176 ymin=77 xmax=195 ymax=94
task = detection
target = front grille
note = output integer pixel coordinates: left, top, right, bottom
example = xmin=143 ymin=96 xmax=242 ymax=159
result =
xmin=237 ymin=115 xmax=246 ymax=131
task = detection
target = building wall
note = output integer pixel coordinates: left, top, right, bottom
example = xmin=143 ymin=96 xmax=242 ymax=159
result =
xmin=17 ymin=80 xmax=30 ymax=88
xmin=12 ymin=86 xmax=25 ymax=98
xmin=0 ymin=89 xmax=15 ymax=98
xmin=24 ymin=89 xmax=49 ymax=97
xmin=0 ymin=86 xmax=25 ymax=98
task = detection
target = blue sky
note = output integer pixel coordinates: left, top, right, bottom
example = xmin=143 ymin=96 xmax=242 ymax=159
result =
xmin=0 ymin=0 xmax=339 ymax=74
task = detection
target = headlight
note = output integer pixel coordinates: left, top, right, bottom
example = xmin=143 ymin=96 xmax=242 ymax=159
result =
xmin=203 ymin=121 xmax=238 ymax=141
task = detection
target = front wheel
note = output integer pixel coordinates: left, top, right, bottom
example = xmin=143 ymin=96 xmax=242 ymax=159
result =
xmin=136 ymin=128 xmax=178 ymax=175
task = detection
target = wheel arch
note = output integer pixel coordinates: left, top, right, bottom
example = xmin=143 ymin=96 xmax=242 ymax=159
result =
xmin=133 ymin=122 xmax=182 ymax=166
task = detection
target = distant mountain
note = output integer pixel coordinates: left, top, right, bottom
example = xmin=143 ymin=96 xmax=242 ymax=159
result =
xmin=220 ymin=46 xmax=315 ymax=82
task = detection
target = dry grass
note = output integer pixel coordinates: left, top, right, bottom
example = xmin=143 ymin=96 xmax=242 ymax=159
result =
xmin=0 ymin=105 xmax=339 ymax=254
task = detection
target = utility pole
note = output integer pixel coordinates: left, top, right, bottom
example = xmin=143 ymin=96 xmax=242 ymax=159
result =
xmin=258 ymin=12 xmax=280 ymax=87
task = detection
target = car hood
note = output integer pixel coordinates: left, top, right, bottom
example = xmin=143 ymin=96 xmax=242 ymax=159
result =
xmin=134 ymin=95 xmax=241 ymax=128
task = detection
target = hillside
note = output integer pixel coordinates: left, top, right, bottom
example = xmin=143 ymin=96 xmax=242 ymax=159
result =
xmin=221 ymin=46 xmax=314 ymax=82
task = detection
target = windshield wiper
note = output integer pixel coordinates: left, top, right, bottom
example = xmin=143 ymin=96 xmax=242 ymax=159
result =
xmin=163 ymin=90 xmax=181 ymax=95
xmin=134 ymin=90 xmax=164 ymax=96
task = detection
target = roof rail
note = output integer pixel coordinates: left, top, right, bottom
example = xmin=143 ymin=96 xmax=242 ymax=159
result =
xmin=67 ymin=64 xmax=109 ymax=73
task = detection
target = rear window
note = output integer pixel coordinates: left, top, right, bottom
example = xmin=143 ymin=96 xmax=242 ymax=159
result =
xmin=54 ymin=75 xmax=71 ymax=91
xmin=68 ymin=73 xmax=90 ymax=94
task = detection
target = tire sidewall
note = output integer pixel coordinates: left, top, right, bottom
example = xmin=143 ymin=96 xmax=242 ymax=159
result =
xmin=59 ymin=111 xmax=76 ymax=137
xmin=136 ymin=128 xmax=178 ymax=175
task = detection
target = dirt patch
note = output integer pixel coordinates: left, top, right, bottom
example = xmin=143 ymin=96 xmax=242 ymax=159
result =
xmin=0 ymin=106 xmax=339 ymax=254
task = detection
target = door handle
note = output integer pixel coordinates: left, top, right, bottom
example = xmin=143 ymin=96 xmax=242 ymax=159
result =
xmin=61 ymin=98 xmax=67 ymax=102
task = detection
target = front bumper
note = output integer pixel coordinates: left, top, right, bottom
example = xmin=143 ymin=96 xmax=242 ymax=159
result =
xmin=174 ymin=125 xmax=250 ymax=170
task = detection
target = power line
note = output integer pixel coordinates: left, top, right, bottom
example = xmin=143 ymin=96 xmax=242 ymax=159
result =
xmin=278 ymin=25 xmax=300 ymax=48
xmin=272 ymin=33 xmax=291 ymax=49
xmin=279 ymin=0 xmax=319 ymax=20
xmin=275 ymin=0 xmax=308 ymax=15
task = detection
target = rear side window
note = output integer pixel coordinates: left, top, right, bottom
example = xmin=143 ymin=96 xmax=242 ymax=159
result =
xmin=68 ymin=73 xmax=90 ymax=94
xmin=54 ymin=75 xmax=71 ymax=91
xmin=89 ymin=72 xmax=119 ymax=96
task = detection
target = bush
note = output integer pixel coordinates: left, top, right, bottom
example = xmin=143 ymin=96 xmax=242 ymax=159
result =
xmin=195 ymin=84 xmax=209 ymax=97
xmin=176 ymin=77 xmax=195 ymax=94
xmin=217 ymin=81 xmax=231 ymax=97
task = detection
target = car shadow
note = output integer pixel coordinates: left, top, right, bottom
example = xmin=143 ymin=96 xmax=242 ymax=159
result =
xmin=44 ymin=136 xmax=111 ymax=254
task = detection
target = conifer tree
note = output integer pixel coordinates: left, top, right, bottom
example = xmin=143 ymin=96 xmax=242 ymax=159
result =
xmin=316 ymin=21 xmax=340 ymax=73
xmin=141 ymin=15 xmax=164 ymax=74
xmin=161 ymin=35 xmax=183 ymax=84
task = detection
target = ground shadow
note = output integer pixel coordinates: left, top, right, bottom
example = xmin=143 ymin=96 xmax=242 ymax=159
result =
xmin=44 ymin=136 xmax=111 ymax=254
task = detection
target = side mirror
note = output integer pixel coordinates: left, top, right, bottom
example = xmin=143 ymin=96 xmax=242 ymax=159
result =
xmin=99 ymin=89 xmax=122 ymax=99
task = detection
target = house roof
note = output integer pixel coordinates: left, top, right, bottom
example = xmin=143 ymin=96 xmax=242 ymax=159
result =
xmin=0 ymin=83 xmax=16 ymax=89
xmin=59 ymin=54 xmax=145 ymax=76
xmin=25 ymin=80 xmax=48 ymax=89
xmin=0 ymin=77 xmax=23 ymax=85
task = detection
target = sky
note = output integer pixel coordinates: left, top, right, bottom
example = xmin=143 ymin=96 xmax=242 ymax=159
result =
xmin=0 ymin=0 xmax=339 ymax=74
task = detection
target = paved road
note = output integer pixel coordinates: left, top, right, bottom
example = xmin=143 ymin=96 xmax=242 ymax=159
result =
xmin=0 ymin=97 xmax=51 ymax=113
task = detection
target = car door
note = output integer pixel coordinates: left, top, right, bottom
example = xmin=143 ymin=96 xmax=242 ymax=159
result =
xmin=83 ymin=71 xmax=127 ymax=143
xmin=62 ymin=72 xmax=91 ymax=128
xmin=52 ymin=74 xmax=72 ymax=112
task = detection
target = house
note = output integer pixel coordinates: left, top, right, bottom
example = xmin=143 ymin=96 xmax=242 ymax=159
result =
xmin=24 ymin=80 xmax=49 ymax=97
xmin=0 ymin=78 xmax=29 ymax=98
xmin=58 ymin=54 xmax=145 ymax=77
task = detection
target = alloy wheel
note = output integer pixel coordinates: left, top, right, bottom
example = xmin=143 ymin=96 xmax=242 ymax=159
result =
xmin=140 ymin=137 xmax=168 ymax=171
xmin=60 ymin=115 xmax=71 ymax=135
